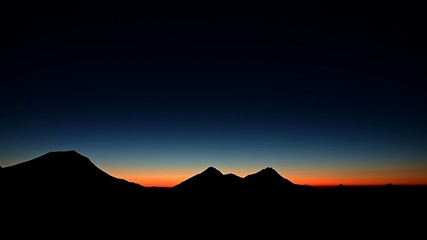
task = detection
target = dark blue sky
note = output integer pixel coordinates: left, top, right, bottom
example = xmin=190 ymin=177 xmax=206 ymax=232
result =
xmin=1 ymin=1 xmax=426 ymax=186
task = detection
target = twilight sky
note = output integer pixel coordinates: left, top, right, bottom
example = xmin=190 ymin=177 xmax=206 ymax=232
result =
xmin=1 ymin=1 xmax=426 ymax=187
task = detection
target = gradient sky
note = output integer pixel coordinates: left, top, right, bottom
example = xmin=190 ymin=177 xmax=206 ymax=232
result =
xmin=1 ymin=2 xmax=427 ymax=187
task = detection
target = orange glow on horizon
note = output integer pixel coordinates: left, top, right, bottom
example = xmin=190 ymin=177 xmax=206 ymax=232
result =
xmin=110 ymin=170 xmax=197 ymax=187
xmin=279 ymin=162 xmax=427 ymax=187
xmin=284 ymin=170 xmax=427 ymax=187
xmin=105 ymin=162 xmax=427 ymax=188
xmin=111 ymin=170 xmax=427 ymax=188
xmin=126 ymin=175 xmax=183 ymax=188
xmin=126 ymin=178 xmax=427 ymax=188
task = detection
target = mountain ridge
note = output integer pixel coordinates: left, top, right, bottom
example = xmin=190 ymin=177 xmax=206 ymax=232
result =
xmin=0 ymin=151 xmax=318 ymax=210
xmin=0 ymin=150 xmax=145 ymax=200
xmin=1 ymin=151 xmax=298 ymax=190
xmin=2 ymin=150 xmax=427 ymax=199
xmin=1 ymin=150 xmax=426 ymax=233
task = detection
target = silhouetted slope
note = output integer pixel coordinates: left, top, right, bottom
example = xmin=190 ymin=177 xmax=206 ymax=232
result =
xmin=172 ymin=167 xmax=247 ymax=204
xmin=175 ymin=166 xmax=225 ymax=188
xmin=243 ymin=166 xmax=294 ymax=189
xmin=223 ymin=173 xmax=244 ymax=187
xmin=173 ymin=166 xmax=244 ymax=194
xmin=0 ymin=150 xmax=144 ymax=200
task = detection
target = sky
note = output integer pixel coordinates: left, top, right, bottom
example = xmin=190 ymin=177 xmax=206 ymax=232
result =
xmin=1 ymin=1 xmax=427 ymax=187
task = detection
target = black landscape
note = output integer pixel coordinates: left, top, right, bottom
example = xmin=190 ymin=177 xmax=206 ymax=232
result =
xmin=1 ymin=150 xmax=425 ymax=237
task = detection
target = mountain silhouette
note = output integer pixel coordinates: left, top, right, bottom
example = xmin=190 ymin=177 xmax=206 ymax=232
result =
xmin=2 ymin=152 xmax=305 ymax=203
xmin=3 ymin=151 xmax=426 ymax=203
xmin=1 ymin=150 xmax=426 ymax=236
xmin=172 ymin=166 xmax=246 ymax=202
xmin=173 ymin=166 xmax=242 ymax=190
xmin=171 ymin=166 xmax=304 ymax=202
xmin=244 ymin=166 xmax=294 ymax=189
xmin=0 ymin=150 xmax=144 ymax=201
xmin=173 ymin=166 xmax=296 ymax=190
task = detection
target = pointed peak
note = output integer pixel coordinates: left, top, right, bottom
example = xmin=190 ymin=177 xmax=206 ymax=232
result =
xmin=260 ymin=166 xmax=278 ymax=173
xmin=251 ymin=167 xmax=282 ymax=177
xmin=244 ymin=166 xmax=294 ymax=186
xmin=173 ymin=166 xmax=224 ymax=189
xmin=201 ymin=166 xmax=223 ymax=176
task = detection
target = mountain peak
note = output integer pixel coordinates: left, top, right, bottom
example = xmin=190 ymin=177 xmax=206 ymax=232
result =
xmin=173 ymin=166 xmax=225 ymax=189
xmin=247 ymin=166 xmax=280 ymax=177
xmin=244 ymin=166 xmax=294 ymax=188
xmin=201 ymin=166 xmax=223 ymax=176
xmin=257 ymin=167 xmax=282 ymax=177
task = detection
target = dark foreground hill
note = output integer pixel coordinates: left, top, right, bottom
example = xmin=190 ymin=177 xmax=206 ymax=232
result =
xmin=0 ymin=150 xmax=145 ymax=199
xmin=1 ymin=151 xmax=426 ymax=237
